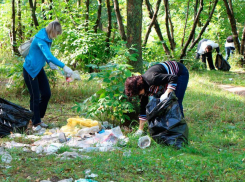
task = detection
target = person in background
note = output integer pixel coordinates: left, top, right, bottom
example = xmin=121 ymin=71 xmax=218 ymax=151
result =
xmin=196 ymin=39 xmax=220 ymax=70
xmin=125 ymin=61 xmax=189 ymax=136
xmin=225 ymin=35 xmax=235 ymax=61
xmin=23 ymin=20 xmax=73 ymax=132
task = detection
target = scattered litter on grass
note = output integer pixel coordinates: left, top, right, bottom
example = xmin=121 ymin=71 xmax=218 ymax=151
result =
xmin=138 ymin=135 xmax=151 ymax=149
xmin=75 ymin=179 xmax=98 ymax=182
xmin=1 ymin=153 xmax=12 ymax=163
xmin=57 ymin=152 xmax=90 ymax=160
xmin=4 ymin=141 xmax=30 ymax=148
xmin=123 ymin=150 xmax=131 ymax=157
xmin=1 ymin=120 xmax=128 ymax=157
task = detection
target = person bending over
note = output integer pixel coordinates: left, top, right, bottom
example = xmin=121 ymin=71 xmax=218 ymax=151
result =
xmin=225 ymin=35 xmax=235 ymax=61
xmin=125 ymin=61 xmax=189 ymax=136
xmin=196 ymin=39 xmax=220 ymax=70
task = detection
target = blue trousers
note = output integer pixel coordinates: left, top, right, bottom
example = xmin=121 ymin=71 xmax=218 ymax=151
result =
xmin=23 ymin=68 xmax=51 ymax=126
xmin=225 ymin=47 xmax=235 ymax=61
xmin=175 ymin=65 xmax=189 ymax=117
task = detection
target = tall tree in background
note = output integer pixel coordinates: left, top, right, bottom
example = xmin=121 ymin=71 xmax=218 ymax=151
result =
xmin=163 ymin=0 xmax=176 ymax=52
xmin=180 ymin=0 xmax=218 ymax=61
xmin=113 ymin=0 xmax=126 ymax=41
xmin=143 ymin=0 xmax=161 ymax=47
xmin=144 ymin=0 xmax=170 ymax=55
xmin=85 ymin=0 xmax=90 ymax=31
xmin=127 ymin=0 xmax=143 ymax=73
xmin=17 ymin=0 xmax=23 ymax=40
xmin=223 ymin=0 xmax=240 ymax=54
xmin=41 ymin=0 xmax=47 ymax=20
xmin=105 ymin=0 xmax=112 ymax=52
xmin=29 ymin=0 xmax=39 ymax=28
xmin=11 ymin=0 xmax=19 ymax=55
xmin=94 ymin=0 xmax=102 ymax=33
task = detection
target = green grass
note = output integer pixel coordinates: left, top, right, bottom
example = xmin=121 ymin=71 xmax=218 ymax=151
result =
xmin=1 ymin=59 xmax=245 ymax=181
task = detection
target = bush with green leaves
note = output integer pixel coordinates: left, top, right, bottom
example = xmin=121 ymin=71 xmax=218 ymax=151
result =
xmin=73 ymin=42 xmax=137 ymax=125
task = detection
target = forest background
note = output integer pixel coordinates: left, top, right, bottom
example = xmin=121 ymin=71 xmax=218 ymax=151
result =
xmin=0 ymin=0 xmax=245 ymax=181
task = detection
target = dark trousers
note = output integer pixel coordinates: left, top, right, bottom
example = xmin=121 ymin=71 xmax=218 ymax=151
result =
xmin=23 ymin=68 xmax=51 ymax=126
xmin=225 ymin=47 xmax=235 ymax=61
xmin=196 ymin=52 xmax=215 ymax=70
xmin=175 ymin=65 xmax=189 ymax=117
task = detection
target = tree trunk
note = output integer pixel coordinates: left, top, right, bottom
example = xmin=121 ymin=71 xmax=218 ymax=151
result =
xmin=11 ymin=0 xmax=19 ymax=55
xmin=41 ymin=0 xmax=47 ymax=20
xmin=127 ymin=0 xmax=143 ymax=73
xmin=143 ymin=0 xmax=161 ymax=47
xmin=179 ymin=0 xmax=203 ymax=61
xmin=240 ymin=22 xmax=245 ymax=56
xmin=144 ymin=0 xmax=170 ymax=55
xmin=223 ymin=0 xmax=240 ymax=54
xmin=94 ymin=0 xmax=102 ymax=33
xmin=49 ymin=0 xmax=53 ymax=20
xmin=163 ymin=0 xmax=175 ymax=51
xmin=113 ymin=0 xmax=126 ymax=41
xmin=17 ymin=0 xmax=23 ymax=41
xmin=65 ymin=0 xmax=77 ymax=26
xmin=105 ymin=0 xmax=112 ymax=52
xmin=192 ymin=0 xmax=198 ymax=42
xmin=29 ymin=0 xmax=39 ymax=28
xmin=85 ymin=0 xmax=89 ymax=31
xmin=77 ymin=0 xmax=81 ymax=7
xmin=189 ymin=0 xmax=218 ymax=49
xmin=181 ymin=0 xmax=190 ymax=47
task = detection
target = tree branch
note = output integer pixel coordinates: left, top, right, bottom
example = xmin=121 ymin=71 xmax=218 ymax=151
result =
xmin=143 ymin=0 xmax=161 ymax=47
xmin=179 ymin=0 xmax=203 ymax=60
xmin=181 ymin=0 xmax=190 ymax=47
xmin=223 ymin=0 xmax=240 ymax=53
xmin=144 ymin=0 xmax=170 ymax=55
xmin=94 ymin=0 xmax=102 ymax=33
xmin=189 ymin=0 xmax=218 ymax=50
xmin=113 ymin=0 xmax=126 ymax=41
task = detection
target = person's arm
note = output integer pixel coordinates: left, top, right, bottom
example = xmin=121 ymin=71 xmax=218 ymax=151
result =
xmin=137 ymin=95 xmax=148 ymax=131
xmin=215 ymin=47 xmax=220 ymax=53
xmin=154 ymin=73 xmax=178 ymax=91
xmin=37 ymin=39 xmax=65 ymax=68
xmin=139 ymin=95 xmax=148 ymax=121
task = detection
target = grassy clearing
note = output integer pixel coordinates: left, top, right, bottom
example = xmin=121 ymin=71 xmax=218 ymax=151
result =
xmin=1 ymin=59 xmax=245 ymax=181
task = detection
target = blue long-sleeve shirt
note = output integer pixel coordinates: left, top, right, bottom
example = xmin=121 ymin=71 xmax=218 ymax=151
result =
xmin=23 ymin=28 xmax=65 ymax=78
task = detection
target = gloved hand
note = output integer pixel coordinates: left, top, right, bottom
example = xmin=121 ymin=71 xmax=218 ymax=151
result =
xmin=63 ymin=65 xmax=73 ymax=78
xmin=160 ymin=92 xmax=169 ymax=102
xmin=49 ymin=62 xmax=58 ymax=70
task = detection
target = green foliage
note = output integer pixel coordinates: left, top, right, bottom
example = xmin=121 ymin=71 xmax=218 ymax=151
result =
xmin=73 ymin=43 xmax=136 ymax=125
xmin=56 ymin=28 xmax=109 ymax=72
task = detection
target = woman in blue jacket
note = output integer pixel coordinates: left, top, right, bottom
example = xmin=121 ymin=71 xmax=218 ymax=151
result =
xmin=23 ymin=20 xmax=73 ymax=132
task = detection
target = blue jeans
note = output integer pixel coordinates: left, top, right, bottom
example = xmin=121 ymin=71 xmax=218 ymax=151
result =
xmin=23 ymin=68 xmax=51 ymax=126
xmin=175 ymin=65 xmax=189 ymax=117
xmin=225 ymin=47 xmax=235 ymax=61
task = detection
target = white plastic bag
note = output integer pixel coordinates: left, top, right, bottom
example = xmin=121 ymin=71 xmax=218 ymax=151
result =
xmin=18 ymin=37 xmax=34 ymax=58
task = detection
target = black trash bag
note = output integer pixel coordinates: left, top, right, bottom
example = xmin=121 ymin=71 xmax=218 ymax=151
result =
xmin=0 ymin=98 xmax=33 ymax=137
xmin=215 ymin=54 xmax=231 ymax=71
xmin=146 ymin=92 xmax=188 ymax=149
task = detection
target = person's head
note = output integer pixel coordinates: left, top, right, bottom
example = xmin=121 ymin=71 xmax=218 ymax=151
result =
xmin=205 ymin=45 xmax=212 ymax=53
xmin=125 ymin=76 xmax=145 ymax=97
xmin=46 ymin=20 xmax=62 ymax=39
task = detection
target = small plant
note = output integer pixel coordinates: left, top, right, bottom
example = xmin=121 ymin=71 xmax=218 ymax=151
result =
xmin=73 ymin=43 xmax=136 ymax=125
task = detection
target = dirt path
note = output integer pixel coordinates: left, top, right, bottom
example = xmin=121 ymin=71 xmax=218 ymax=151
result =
xmin=217 ymin=84 xmax=245 ymax=97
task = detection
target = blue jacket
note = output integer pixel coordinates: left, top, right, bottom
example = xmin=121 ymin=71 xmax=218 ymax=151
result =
xmin=23 ymin=28 xmax=65 ymax=78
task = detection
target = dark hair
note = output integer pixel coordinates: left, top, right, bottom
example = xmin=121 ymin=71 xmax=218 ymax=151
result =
xmin=125 ymin=76 xmax=144 ymax=97
xmin=206 ymin=45 xmax=212 ymax=52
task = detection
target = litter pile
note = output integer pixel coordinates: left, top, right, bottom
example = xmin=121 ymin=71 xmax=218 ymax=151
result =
xmin=2 ymin=117 xmax=127 ymax=155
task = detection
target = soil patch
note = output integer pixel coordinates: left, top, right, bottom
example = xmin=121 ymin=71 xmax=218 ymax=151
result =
xmin=217 ymin=84 xmax=245 ymax=97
